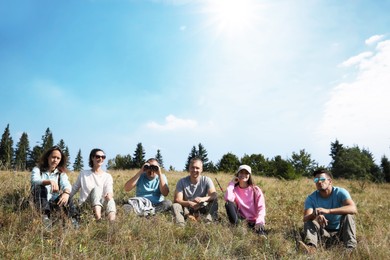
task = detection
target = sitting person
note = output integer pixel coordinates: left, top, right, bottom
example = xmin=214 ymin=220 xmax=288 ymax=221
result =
xmin=123 ymin=158 xmax=172 ymax=216
xmin=172 ymin=158 xmax=218 ymax=226
xmin=30 ymin=146 xmax=78 ymax=228
xmin=224 ymin=165 xmax=266 ymax=235
xmin=299 ymin=169 xmax=357 ymax=254
xmin=70 ymin=148 xmax=116 ymax=222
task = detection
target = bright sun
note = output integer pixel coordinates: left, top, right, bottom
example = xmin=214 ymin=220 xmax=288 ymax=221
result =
xmin=202 ymin=0 xmax=263 ymax=38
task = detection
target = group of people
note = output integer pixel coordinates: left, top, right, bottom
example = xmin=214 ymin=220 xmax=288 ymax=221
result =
xmin=31 ymin=146 xmax=357 ymax=254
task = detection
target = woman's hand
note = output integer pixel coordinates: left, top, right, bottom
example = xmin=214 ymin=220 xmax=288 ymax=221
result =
xmin=105 ymin=193 xmax=113 ymax=201
xmin=50 ymin=180 xmax=59 ymax=192
xmin=57 ymin=192 xmax=69 ymax=206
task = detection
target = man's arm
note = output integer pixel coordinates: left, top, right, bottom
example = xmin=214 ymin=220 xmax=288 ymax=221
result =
xmin=303 ymin=208 xmax=316 ymax=222
xmin=316 ymin=199 xmax=357 ymax=215
xmin=174 ymin=190 xmax=197 ymax=208
xmin=158 ymin=172 xmax=169 ymax=196
xmin=124 ymin=169 xmax=143 ymax=192
xmin=193 ymin=186 xmax=218 ymax=204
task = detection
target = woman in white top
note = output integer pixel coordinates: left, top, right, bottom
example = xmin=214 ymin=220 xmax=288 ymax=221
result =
xmin=70 ymin=148 xmax=116 ymax=221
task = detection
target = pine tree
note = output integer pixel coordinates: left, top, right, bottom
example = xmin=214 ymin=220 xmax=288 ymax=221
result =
xmin=0 ymin=124 xmax=14 ymax=170
xmin=73 ymin=149 xmax=84 ymax=171
xmin=155 ymin=149 xmax=164 ymax=169
xmin=57 ymin=139 xmax=70 ymax=168
xmin=184 ymin=145 xmax=198 ymax=171
xmin=198 ymin=143 xmax=210 ymax=171
xmin=132 ymin=143 xmax=145 ymax=169
xmin=14 ymin=132 xmax=30 ymax=171
xmin=380 ymin=155 xmax=390 ymax=183
xmin=27 ymin=145 xmax=42 ymax=169
xmin=41 ymin=127 xmax=54 ymax=152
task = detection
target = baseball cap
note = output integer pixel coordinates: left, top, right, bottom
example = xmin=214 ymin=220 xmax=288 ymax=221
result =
xmin=236 ymin=165 xmax=251 ymax=174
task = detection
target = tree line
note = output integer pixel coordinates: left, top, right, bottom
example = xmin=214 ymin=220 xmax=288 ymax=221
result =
xmin=0 ymin=124 xmax=389 ymax=182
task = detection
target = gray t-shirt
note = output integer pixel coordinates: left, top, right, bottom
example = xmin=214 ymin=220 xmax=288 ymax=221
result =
xmin=176 ymin=175 xmax=215 ymax=201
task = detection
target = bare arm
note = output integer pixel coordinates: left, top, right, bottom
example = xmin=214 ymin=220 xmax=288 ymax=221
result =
xmin=193 ymin=186 xmax=218 ymax=204
xmin=124 ymin=169 xmax=143 ymax=192
xmin=174 ymin=190 xmax=197 ymax=208
xmin=316 ymin=199 xmax=357 ymax=215
xmin=157 ymin=171 xmax=169 ymax=196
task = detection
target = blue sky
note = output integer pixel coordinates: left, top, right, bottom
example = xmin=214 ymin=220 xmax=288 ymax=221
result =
xmin=1 ymin=0 xmax=389 ymax=170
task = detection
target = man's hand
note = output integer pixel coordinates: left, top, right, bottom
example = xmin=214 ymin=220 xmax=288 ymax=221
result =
xmin=316 ymin=214 xmax=329 ymax=227
xmin=188 ymin=201 xmax=198 ymax=208
xmin=315 ymin=207 xmax=331 ymax=215
xmin=193 ymin=197 xmax=204 ymax=204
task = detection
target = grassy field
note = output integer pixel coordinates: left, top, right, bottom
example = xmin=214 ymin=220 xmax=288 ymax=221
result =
xmin=0 ymin=170 xmax=389 ymax=259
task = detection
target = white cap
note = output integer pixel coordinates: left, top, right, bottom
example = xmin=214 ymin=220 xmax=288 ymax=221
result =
xmin=236 ymin=165 xmax=251 ymax=174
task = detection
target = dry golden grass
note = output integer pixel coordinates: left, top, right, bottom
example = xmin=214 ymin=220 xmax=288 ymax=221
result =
xmin=0 ymin=170 xmax=389 ymax=259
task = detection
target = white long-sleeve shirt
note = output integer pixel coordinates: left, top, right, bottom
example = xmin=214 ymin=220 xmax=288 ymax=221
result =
xmin=70 ymin=169 xmax=114 ymax=204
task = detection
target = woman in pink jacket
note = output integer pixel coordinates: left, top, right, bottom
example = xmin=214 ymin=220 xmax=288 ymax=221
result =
xmin=224 ymin=165 xmax=266 ymax=235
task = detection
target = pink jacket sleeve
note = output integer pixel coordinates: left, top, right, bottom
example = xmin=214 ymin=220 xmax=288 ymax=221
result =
xmin=255 ymin=187 xmax=266 ymax=225
xmin=224 ymin=181 xmax=236 ymax=202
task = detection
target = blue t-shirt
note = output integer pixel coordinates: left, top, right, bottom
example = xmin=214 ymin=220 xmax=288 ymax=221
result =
xmin=136 ymin=173 xmax=168 ymax=204
xmin=304 ymin=186 xmax=351 ymax=230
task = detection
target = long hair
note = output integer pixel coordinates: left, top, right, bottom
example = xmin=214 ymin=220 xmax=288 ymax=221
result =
xmin=89 ymin=148 xmax=105 ymax=168
xmin=38 ymin=146 xmax=67 ymax=173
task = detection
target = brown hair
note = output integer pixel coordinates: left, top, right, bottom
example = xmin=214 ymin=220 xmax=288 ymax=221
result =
xmin=38 ymin=146 xmax=67 ymax=173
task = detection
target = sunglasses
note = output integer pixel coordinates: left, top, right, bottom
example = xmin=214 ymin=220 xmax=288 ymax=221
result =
xmin=314 ymin=177 xmax=328 ymax=183
xmin=95 ymin=155 xmax=106 ymax=160
xmin=144 ymin=164 xmax=159 ymax=171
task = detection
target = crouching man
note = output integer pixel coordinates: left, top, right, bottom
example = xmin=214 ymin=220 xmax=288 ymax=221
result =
xmin=299 ymin=169 xmax=357 ymax=254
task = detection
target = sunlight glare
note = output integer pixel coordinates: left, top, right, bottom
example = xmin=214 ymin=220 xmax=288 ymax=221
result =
xmin=203 ymin=0 xmax=263 ymax=38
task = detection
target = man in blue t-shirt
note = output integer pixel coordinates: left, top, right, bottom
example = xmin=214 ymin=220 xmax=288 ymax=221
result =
xmin=299 ymin=169 xmax=357 ymax=254
xmin=124 ymin=158 xmax=172 ymax=214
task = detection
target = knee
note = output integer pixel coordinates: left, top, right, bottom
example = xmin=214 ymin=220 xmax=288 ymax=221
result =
xmin=172 ymin=203 xmax=183 ymax=212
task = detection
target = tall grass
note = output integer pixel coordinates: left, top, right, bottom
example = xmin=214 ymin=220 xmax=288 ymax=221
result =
xmin=0 ymin=170 xmax=389 ymax=259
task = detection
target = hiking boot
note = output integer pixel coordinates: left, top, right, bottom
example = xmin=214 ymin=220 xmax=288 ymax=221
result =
xmin=298 ymin=241 xmax=316 ymax=255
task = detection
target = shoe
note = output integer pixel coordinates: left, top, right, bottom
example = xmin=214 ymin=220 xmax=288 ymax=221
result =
xmin=42 ymin=215 xmax=52 ymax=230
xmin=298 ymin=241 xmax=316 ymax=255
xmin=71 ymin=218 xmax=80 ymax=229
xmin=344 ymin=246 xmax=355 ymax=256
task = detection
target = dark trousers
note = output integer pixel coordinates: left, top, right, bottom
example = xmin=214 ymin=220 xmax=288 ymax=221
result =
xmin=31 ymin=185 xmax=78 ymax=219
xmin=225 ymin=201 xmax=266 ymax=234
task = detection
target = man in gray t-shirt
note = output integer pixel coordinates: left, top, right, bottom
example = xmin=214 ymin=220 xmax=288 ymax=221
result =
xmin=172 ymin=158 xmax=218 ymax=226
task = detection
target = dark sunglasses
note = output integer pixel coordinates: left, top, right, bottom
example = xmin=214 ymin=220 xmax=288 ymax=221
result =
xmin=95 ymin=155 xmax=106 ymax=160
xmin=314 ymin=177 xmax=328 ymax=183
xmin=144 ymin=164 xmax=159 ymax=171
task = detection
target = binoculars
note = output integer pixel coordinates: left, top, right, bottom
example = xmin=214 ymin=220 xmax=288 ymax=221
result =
xmin=144 ymin=164 xmax=159 ymax=172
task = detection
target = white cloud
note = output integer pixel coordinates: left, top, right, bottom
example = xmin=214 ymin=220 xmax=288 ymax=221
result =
xmin=340 ymin=51 xmax=373 ymax=67
xmin=319 ymin=39 xmax=390 ymax=160
xmin=147 ymin=114 xmax=198 ymax=130
xmin=365 ymin=34 xmax=385 ymax=45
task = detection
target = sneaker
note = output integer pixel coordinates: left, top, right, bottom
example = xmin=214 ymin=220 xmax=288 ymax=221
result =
xmin=42 ymin=215 xmax=52 ymax=230
xmin=298 ymin=241 xmax=316 ymax=255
